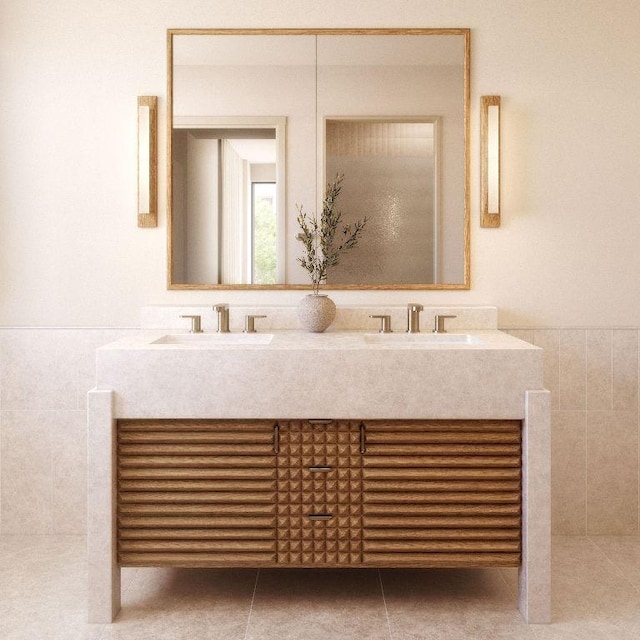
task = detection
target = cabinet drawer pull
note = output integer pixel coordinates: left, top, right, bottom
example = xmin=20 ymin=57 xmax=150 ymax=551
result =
xmin=308 ymin=513 xmax=333 ymax=521
xmin=309 ymin=466 xmax=332 ymax=473
xmin=273 ymin=423 xmax=280 ymax=454
xmin=308 ymin=419 xmax=334 ymax=425
xmin=360 ymin=422 xmax=367 ymax=454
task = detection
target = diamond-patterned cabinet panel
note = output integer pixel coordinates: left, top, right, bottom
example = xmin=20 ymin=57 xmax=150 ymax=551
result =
xmin=276 ymin=420 xmax=362 ymax=565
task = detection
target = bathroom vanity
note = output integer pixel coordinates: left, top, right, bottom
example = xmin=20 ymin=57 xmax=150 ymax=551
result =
xmin=88 ymin=306 xmax=550 ymax=624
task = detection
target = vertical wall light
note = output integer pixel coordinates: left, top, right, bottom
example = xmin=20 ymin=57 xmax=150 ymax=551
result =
xmin=480 ymin=95 xmax=501 ymax=227
xmin=137 ymin=96 xmax=158 ymax=227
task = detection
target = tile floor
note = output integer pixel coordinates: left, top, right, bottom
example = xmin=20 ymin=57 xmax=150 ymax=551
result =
xmin=1 ymin=535 xmax=639 ymax=639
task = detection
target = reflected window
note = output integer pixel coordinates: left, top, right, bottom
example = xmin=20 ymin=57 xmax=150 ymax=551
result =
xmin=252 ymin=182 xmax=277 ymax=284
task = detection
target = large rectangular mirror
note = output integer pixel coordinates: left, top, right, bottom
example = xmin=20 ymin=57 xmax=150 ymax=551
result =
xmin=167 ymin=29 xmax=470 ymax=290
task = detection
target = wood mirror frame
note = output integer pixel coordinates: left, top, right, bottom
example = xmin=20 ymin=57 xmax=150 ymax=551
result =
xmin=167 ymin=28 xmax=470 ymax=290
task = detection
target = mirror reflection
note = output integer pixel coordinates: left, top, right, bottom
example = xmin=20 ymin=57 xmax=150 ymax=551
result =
xmin=171 ymin=122 xmax=283 ymax=284
xmin=325 ymin=119 xmax=438 ymax=285
xmin=168 ymin=29 xmax=469 ymax=289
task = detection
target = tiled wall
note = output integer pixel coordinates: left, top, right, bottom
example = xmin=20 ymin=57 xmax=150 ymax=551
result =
xmin=506 ymin=329 xmax=639 ymax=536
xmin=1 ymin=327 xmax=638 ymax=536
xmin=0 ymin=329 xmax=141 ymax=534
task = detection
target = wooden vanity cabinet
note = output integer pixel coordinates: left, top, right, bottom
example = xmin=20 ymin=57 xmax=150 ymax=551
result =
xmin=116 ymin=419 xmax=521 ymax=569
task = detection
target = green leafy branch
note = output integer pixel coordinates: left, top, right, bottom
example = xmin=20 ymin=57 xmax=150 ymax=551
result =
xmin=296 ymin=174 xmax=368 ymax=294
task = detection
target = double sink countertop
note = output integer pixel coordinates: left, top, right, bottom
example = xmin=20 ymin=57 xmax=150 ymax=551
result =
xmin=96 ymin=329 xmax=543 ymax=420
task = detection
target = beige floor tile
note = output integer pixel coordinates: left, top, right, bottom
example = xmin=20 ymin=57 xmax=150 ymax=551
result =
xmin=245 ymin=568 xmax=390 ymax=640
xmin=550 ymin=536 xmax=640 ymax=623
xmin=0 ymin=535 xmax=99 ymax=640
xmin=381 ymin=568 xmax=537 ymax=639
xmin=589 ymin=535 xmax=640 ymax=591
xmin=4 ymin=535 xmax=640 ymax=640
xmin=533 ymin=620 xmax=640 ymax=640
xmin=108 ymin=567 xmax=258 ymax=639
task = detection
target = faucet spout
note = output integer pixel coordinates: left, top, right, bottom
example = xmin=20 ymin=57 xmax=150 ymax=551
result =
xmin=213 ymin=304 xmax=230 ymax=333
xmin=406 ymin=303 xmax=424 ymax=333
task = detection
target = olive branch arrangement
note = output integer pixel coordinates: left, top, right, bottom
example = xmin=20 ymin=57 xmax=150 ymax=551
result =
xmin=296 ymin=174 xmax=368 ymax=294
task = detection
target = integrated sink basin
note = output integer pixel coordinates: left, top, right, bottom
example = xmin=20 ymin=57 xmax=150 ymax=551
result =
xmin=364 ymin=332 xmax=481 ymax=345
xmin=152 ymin=333 xmax=274 ymax=345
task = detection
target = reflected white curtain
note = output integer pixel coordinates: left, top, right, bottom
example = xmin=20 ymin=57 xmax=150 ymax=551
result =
xmin=220 ymin=140 xmax=247 ymax=284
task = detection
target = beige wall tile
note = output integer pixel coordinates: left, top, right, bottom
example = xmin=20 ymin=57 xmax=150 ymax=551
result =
xmin=0 ymin=330 xmax=79 ymax=411
xmin=1 ymin=409 xmax=88 ymax=535
xmin=587 ymin=330 xmax=612 ymax=410
xmin=552 ymin=411 xmax=586 ymax=535
xmin=587 ymin=411 xmax=639 ymax=535
xmin=559 ymin=330 xmax=586 ymax=410
xmin=613 ymin=330 xmax=639 ymax=411
xmin=52 ymin=410 xmax=87 ymax=533
xmin=1 ymin=411 xmax=53 ymax=533
xmin=534 ymin=330 xmax=559 ymax=410
xmin=505 ymin=329 xmax=535 ymax=344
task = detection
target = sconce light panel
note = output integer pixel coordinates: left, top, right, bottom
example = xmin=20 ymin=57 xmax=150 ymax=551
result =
xmin=481 ymin=95 xmax=500 ymax=228
xmin=138 ymin=96 xmax=158 ymax=227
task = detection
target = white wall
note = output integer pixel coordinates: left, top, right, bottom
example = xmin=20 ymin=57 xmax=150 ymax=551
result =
xmin=1 ymin=0 xmax=640 ymax=328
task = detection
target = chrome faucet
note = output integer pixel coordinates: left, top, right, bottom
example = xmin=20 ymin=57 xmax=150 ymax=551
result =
xmin=406 ymin=303 xmax=424 ymax=333
xmin=213 ymin=304 xmax=230 ymax=333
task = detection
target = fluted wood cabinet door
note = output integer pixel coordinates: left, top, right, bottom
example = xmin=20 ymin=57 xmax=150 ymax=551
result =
xmin=117 ymin=419 xmax=278 ymax=567
xmin=362 ymin=420 xmax=522 ymax=568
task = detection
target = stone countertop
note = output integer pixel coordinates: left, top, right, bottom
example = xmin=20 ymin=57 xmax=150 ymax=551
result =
xmin=98 ymin=329 xmax=538 ymax=351
xmin=96 ymin=330 xmax=543 ymax=421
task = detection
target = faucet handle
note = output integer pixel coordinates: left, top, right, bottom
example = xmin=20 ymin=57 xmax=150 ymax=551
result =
xmin=433 ymin=314 xmax=457 ymax=334
xmin=369 ymin=314 xmax=392 ymax=333
xmin=179 ymin=314 xmax=203 ymax=333
xmin=244 ymin=315 xmax=267 ymax=333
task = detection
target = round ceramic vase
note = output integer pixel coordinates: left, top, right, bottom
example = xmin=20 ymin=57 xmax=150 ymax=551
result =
xmin=297 ymin=294 xmax=336 ymax=333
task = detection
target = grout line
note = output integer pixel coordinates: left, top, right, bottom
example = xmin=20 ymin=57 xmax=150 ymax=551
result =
xmin=243 ymin=568 xmax=260 ymax=640
xmin=377 ymin=569 xmax=393 ymax=640
xmin=587 ymin=535 xmax=640 ymax=596
xmin=584 ymin=408 xmax=589 ymax=536
xmin=583 ymin=330 xmax=589 ymax=535
xmin=610 ymin=331 xmax=614 ymax=411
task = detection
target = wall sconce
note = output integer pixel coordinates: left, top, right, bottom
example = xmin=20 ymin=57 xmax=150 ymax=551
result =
xmin=137 ymin=96 xmax=157 ymax=227
xmin=480 ymin=95 xmax=501 ymax=227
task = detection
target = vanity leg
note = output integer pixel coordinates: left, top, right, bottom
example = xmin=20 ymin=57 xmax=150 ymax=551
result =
xmin=87 ymin=389 xmax=121 ymax=623
xmin=519 ymin=389 xmax=551 ymax=623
